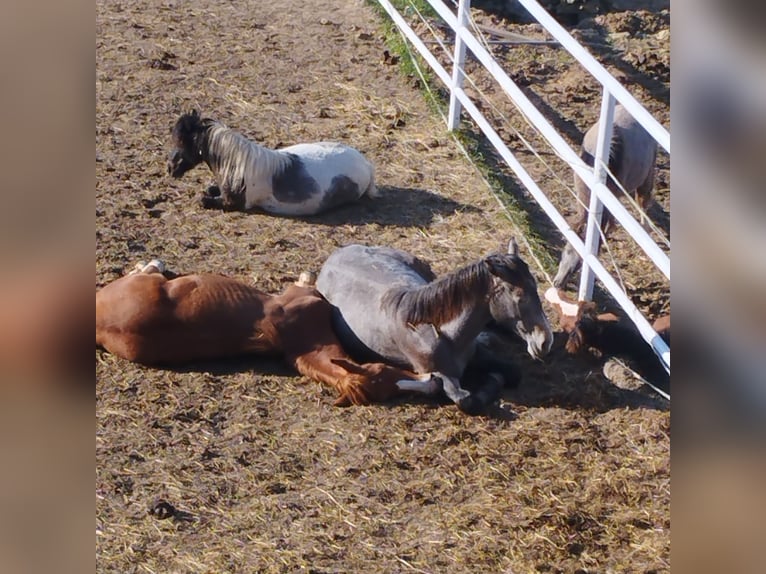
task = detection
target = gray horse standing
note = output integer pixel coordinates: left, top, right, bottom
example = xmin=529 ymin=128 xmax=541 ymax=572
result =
xmin=554 ymin=104 xmax=658 ymax=288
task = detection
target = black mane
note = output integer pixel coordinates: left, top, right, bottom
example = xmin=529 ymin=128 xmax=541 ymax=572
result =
xmin=383 ymin=260 xmax=492 ymax=326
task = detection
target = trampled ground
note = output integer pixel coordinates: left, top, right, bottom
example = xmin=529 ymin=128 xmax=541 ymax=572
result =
xmin=96 ymin=1 xmax=670 ymax=571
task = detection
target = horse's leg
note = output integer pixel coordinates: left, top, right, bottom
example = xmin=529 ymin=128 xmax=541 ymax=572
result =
xmin=438 ymin=375 xmax=470 ymax=403
xmin=553 ymin=174 xmax=589 ymax=288
xmin=395 ymin=376 xmax=442 ymax=395
xmin=292 ymin=350 xmax=352 ymax=387
xmin=403 ymin=329 xmax=491 ymax=415
xmin=200 ymin=194 xmax=223 ymax=210
xmin=635 ymin=166 xmax=656 ymax=230
xmin=127 ymin=259 xmax=166 ymax=276
xmin=204 ymin=185 xmax=221 ymax=198
xmin=326 ymin=358 xmax=438 ymax=406
xmin=466 ymin=342 xmax=521 ymax=388
xmin=464 ymin=372 xmax=505 ymax=410
xmin=198 ymin=182 xmax=225 ymax=209
xmin=212 ymin=183 xmax=246 ymax=212
xmin=293 ymin=350 xmax=423 ymax=406
xmin=395 ymin=371 xmax=501 ymax=414
xmin=275 ymin=294 xmax=388 ymax=403
xmin=554 ymin=213 xmax=586 ymax=288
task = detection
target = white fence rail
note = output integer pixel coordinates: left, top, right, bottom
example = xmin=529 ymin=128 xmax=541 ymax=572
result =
xmin=375 ymin=0 xmax=670 ymax=374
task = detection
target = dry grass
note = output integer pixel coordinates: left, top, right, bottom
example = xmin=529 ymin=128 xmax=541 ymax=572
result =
xmin=97 ymin=0 xmax=670 ymax=572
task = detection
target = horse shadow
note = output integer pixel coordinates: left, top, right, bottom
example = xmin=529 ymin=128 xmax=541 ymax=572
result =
xmin=165 ymin=355 xmax=296 ymax=378
xmin=159 ymin=331 xmax=669 ymax=417
xmin=305 ymin=186 xmax=481 ymax=228
xmin=456 ymin=128 xmax=568 ymax=253
xmin=480 ymin=329 xmax=669 ymax=412
xmin=576 ymin=17 xmax=670 ymax=108
xmin=159 ymin=355 xmax=518 ymax=419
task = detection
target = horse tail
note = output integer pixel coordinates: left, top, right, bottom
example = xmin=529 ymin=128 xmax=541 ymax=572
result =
xmin=607 ymin=129 xmax=624 ymax=184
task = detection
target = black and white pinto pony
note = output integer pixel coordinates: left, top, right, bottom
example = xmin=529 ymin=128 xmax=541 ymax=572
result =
xmin=167 ymin=111 xmax=377 ymax=215
xmin=316 ymin=239 xmax=554 ymax=415
xmin=554 ymin=104 xmax=658 ymax=288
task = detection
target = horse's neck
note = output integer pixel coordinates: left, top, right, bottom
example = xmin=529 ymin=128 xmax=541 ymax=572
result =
xmin=435 ymin=298 xmax=493 ymax=344
xmin=392 ymin=260 xmax=493 ymax=335
xmin=204 ymin=124 xmax=288 ymax=185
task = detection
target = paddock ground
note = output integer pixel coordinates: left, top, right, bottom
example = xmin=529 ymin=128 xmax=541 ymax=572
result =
xmin=97 ymin=1 xmax=670 ymax=571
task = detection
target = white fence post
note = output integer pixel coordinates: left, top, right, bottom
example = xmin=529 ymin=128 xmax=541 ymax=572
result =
xmin=447 ymin=0 xmax=470 ymax=131
xmin=578 ymin=91 xmax=616 ymax=301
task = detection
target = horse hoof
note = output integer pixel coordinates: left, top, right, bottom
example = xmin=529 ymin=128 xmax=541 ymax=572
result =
xmin=457 ymin=395 xmax=485 ymax=416
xmin=296 ymin=271 xmax=317 ymax=287
xmin=142 ymin=259 xmax=166 ymax=274
xmin=204 ymin=185 xmax=221 ymax=198
xmin=200 ymin=196 xmax=221 ymax=210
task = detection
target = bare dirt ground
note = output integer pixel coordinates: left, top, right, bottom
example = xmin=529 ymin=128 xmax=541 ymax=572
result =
xmin=96 ymin=0 xmax=670 ymax=572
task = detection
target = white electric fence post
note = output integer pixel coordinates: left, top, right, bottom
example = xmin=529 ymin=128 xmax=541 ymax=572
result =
xmin=578 ymin=91 xmax=616 ymax=302
xmin=447 ymin=0 xmax=470 ymax=131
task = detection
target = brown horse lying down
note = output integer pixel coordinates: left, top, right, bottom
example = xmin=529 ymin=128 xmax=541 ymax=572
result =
xmin=96 ymin=261 xmax=437 ymax=406
xmin=544 ymin=287 xmax=669 ymax=380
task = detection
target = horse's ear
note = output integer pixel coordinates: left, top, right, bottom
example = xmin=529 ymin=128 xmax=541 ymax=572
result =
xmin=331 ymin=358 xmax=365 ymax=374
xmin=191 ymin=109 xmax=199 ymax=118
xmin=507 ymin=237 xmax=519 ymax=257
xmin=485 ymin=254 xmax=518 ymax=282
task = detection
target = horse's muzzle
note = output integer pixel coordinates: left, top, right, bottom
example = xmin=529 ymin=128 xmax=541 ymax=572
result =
xmin=527 ymin=325 xmax=554 ymax=360
xmin=167 ymin=150 xmax=189 ymax=178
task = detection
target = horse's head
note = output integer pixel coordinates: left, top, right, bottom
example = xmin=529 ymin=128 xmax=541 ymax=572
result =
xmin=168 ymin=110 xmax=206 ymax=178
xmin=484 ymin=238 xmax=553 ymax=360
xmin=553 ymin=241 xmax=580 ymax=288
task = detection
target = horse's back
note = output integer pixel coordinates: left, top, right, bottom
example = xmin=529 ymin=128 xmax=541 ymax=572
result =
xmin=168 ymin=274 xmax=267 ymax=320
xmin=316 ymin=245 xmax=431 ymax=366
xmin=317 ymin=244 xmax=430 ymax=299
xmin=582 ymin=105 xmax=656 ymax=191
xmin=278 ymin=142 xmax=375 ymax=203
xmin=278 ymin=141 xmax=361 ymax=159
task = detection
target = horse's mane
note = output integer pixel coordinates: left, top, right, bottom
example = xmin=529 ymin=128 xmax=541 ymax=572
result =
xmin=203 ymin=122 xmax=292 ymax=190
xmin=383 ymin=259 xmax=492 ymax=327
